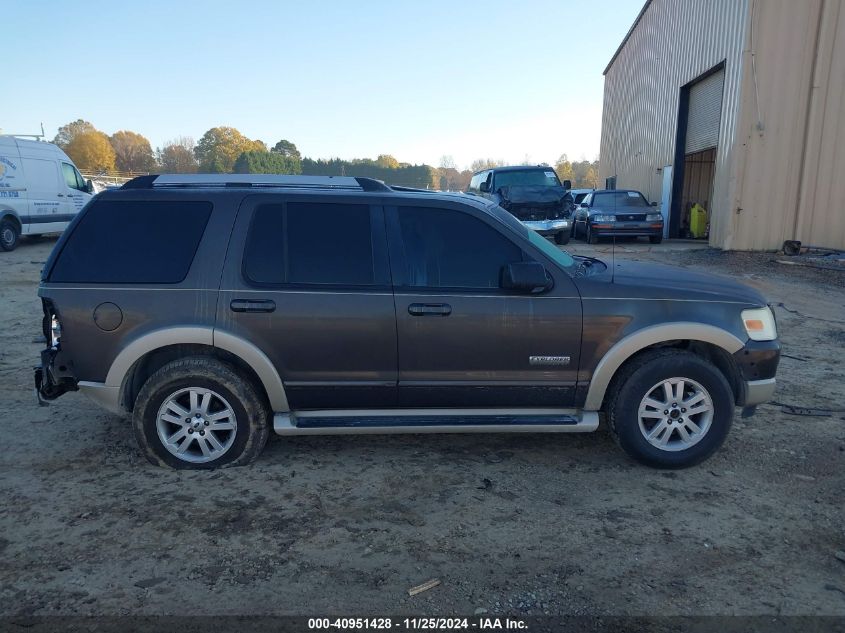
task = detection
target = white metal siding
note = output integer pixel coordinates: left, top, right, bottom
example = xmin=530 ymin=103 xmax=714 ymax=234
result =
xmin=686 ymin=69 xmax=725 ymax=154
xmin=599 ymin=0 xmax=749 ymax=244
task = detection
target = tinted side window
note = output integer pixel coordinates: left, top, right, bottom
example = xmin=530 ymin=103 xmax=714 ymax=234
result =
xmin=50 ymin=200 xmax=212 ymax=283
xmin=244 ymin=202 xmax=375 ymax=286
xmin=397 ymin=206 xmax=522 ymax=289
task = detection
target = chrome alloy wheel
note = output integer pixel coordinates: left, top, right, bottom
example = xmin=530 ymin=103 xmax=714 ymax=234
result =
xmin=637 ymin=377 xmax=714 ymax=452
xmin=155 ymin=387 xmax=238 ymax=463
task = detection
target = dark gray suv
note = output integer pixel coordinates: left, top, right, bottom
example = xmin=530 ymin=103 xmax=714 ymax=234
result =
xmin=35 ymin=174 xmax=780 ymax=469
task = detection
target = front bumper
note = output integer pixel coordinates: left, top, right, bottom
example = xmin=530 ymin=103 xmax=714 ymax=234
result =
xmin=742 ymin=378 xmax=776 ymax=407
xmin=522 ymin=219 xmax=570 ymax=236
xmin=734 ymin=339 xmax=781 ymax=407
xmin=590 ymin=221 xmax=663 ymax=237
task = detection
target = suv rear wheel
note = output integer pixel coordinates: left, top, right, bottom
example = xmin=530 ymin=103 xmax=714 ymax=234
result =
xmin=607 ymin=350 xmax=733 ymax=468
xmin=554 ymin=230 xmax=570 ymax=245
xmin=132 ymin=357 xmax=270 ymax=469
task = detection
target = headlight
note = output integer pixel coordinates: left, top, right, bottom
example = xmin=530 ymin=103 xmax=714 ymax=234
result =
xmin=592 ymin=214 xmax=616 ymax=222
xmin=646 ymin=213 xmax=663 ymax=222
xmin=741 ymin=307 xmax=777 ymax=341
xmin=50 ymin=314 xmax=62 ymax=347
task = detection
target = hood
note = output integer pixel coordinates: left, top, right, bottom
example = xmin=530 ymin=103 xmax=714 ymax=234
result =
xmin=585 ymin=260 xmax=767 ymax=305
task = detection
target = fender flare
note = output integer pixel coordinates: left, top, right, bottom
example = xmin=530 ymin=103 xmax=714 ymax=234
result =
xmin=105 ymin=326 xmax=289 ymax=412
xmin=583 ymin=322 xmax=745 ymax=411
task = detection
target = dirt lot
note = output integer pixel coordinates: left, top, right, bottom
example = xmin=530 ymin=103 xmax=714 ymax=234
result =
xmin=1 ymin=237 xmax=844 ymax=618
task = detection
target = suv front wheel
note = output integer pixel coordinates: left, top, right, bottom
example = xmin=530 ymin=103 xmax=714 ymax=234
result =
xmin=132 ymin=357 xmax=270 ymax=469
xmin=607 ymin=350 xmax=734 ymax=468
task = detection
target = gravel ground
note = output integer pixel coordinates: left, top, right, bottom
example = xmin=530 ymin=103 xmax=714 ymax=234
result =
xmin=1 ymin=237 xmax=844 ymax=617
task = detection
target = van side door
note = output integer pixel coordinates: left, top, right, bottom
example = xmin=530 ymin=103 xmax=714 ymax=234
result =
xmin=217 ymin=194 xmax=398 ymax=410
xmin=20 ymin=157 xmax=64 ymax=233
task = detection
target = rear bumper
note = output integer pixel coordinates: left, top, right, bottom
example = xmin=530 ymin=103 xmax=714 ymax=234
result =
xmin=78 ymin=382 xmax=122 ymax=414
xmin=34 ymin=347 xmax=78 ymax=403
xmin=522 ymin=219 xmax=570 ymax=235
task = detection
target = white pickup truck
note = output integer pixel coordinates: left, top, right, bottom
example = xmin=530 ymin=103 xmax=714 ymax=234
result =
xmin=0 ymin=136 xmax=94 ymax=251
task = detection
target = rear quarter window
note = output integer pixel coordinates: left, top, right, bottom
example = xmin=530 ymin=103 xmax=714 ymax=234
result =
xmin=49 ymin=199 xmax=212 ymax=283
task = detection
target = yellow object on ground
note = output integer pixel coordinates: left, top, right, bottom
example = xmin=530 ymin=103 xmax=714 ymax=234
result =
xmin=690 ymin=203 xmax=708 ymax=239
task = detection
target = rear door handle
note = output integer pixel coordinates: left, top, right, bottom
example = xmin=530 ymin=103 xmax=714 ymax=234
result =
xmin=408 ymin=303 xmax=452 ymax=316
xmin=230 ymin=299 xmax=276 ymax=313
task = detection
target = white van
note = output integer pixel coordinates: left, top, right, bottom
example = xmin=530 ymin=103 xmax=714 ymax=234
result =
xmin=0 ymin=136 xmax=95 ymax=251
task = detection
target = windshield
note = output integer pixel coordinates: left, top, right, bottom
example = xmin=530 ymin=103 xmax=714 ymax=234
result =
xmin=592 ymin=191 xmax=649 ymax=208
xmin=494 ymin=169 xmax=561 ymax=189
xmin=527 ymin=230 xmax=576 ymax=270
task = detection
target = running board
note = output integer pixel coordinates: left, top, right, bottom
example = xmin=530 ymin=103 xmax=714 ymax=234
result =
xmin=273 ymin=408 xmax=599 ymax=436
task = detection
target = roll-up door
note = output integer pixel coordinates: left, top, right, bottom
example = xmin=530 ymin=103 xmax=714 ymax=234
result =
xmin=685 ymin=69 xmax=725 ymax=154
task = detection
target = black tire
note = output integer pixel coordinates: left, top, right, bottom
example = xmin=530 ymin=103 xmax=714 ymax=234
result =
xmin=587 ymin=224 xmax=599 ymax=245
xmin=649 ymin=234 xmax=663 ymax=244
xmin=606 ymin=349 xmax=734 ymax=469
xmin=0 ymin=218 xmax=20 ymax=252
xmin=554 ymin=230 xmax=570 ymax=245
xmin=132 ymin=357 xmax=270 ymax=469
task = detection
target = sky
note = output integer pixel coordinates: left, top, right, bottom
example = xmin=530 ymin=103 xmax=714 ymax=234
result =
xmin=2 ymin=0 xmax=643 ymax=170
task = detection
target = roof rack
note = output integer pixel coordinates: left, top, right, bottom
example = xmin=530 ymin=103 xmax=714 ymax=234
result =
xmin=121 ymin=174 xmax=392 ymax=192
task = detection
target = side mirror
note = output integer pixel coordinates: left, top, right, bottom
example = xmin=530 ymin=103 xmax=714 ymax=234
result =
xmin=562 ymin=179 xmax=572 ymax=190
xmin=85 ymin=179 xmax=94 ymax=194
xmin=651 ymin=201 xmax=657 ymax=206
xmin=579 ymin=202 xmax=588 ymax=208
xmin=501 ymin=262 xmax=551 ymax=293
xmin=479 ymin=181 xmax=490 ymax=193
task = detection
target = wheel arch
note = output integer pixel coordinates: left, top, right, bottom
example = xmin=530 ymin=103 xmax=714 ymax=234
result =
xmin=1 ymin=210 xmax=22 ymax=232
xmin=585 ymin=323 xmax=745 ymax=411
xmin=108 ymin=327 xmax=289 ymax=414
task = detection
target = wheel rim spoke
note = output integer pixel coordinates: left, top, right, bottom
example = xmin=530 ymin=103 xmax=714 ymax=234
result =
xmin=166 ymin=401 xmax=190 ymax=418
xmin=646 ymin=420 xmax=669 ymax=440
xmin=176 ymin=435 xmax=194 ymax=454
xmin=642 ymin=397 xmax=666 ymax=410
xmin=205 ymin=432 xmax=225 ymax=451
xmin=684 ymin=418 xmax=703 ymax=434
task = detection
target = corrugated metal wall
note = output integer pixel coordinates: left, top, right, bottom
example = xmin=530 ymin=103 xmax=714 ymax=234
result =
xmin=731 ymin=0 xmax=845 ymax=250
xmin=599 ymin=0 xmax=749 ymax=240
xmin=601 ymin=0 xmax=845 ymax=250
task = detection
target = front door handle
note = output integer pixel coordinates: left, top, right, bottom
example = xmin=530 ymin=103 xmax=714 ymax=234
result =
xmin=408 ymin=303 xmax=452 ymax=316
xmin=230 ymin=299 xmax=276 ymax=313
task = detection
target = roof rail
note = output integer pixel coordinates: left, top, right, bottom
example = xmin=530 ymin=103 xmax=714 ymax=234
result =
xmin=121 ymin=174 xmax=392 ymax=192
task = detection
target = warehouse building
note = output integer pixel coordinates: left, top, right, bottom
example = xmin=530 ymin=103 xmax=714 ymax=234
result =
xmin=599 ymin=0 xmax=845 ymax=250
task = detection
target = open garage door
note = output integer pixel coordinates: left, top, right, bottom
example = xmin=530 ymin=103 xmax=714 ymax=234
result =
xmin=670 ymin=67 xmax=725 ymax=238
